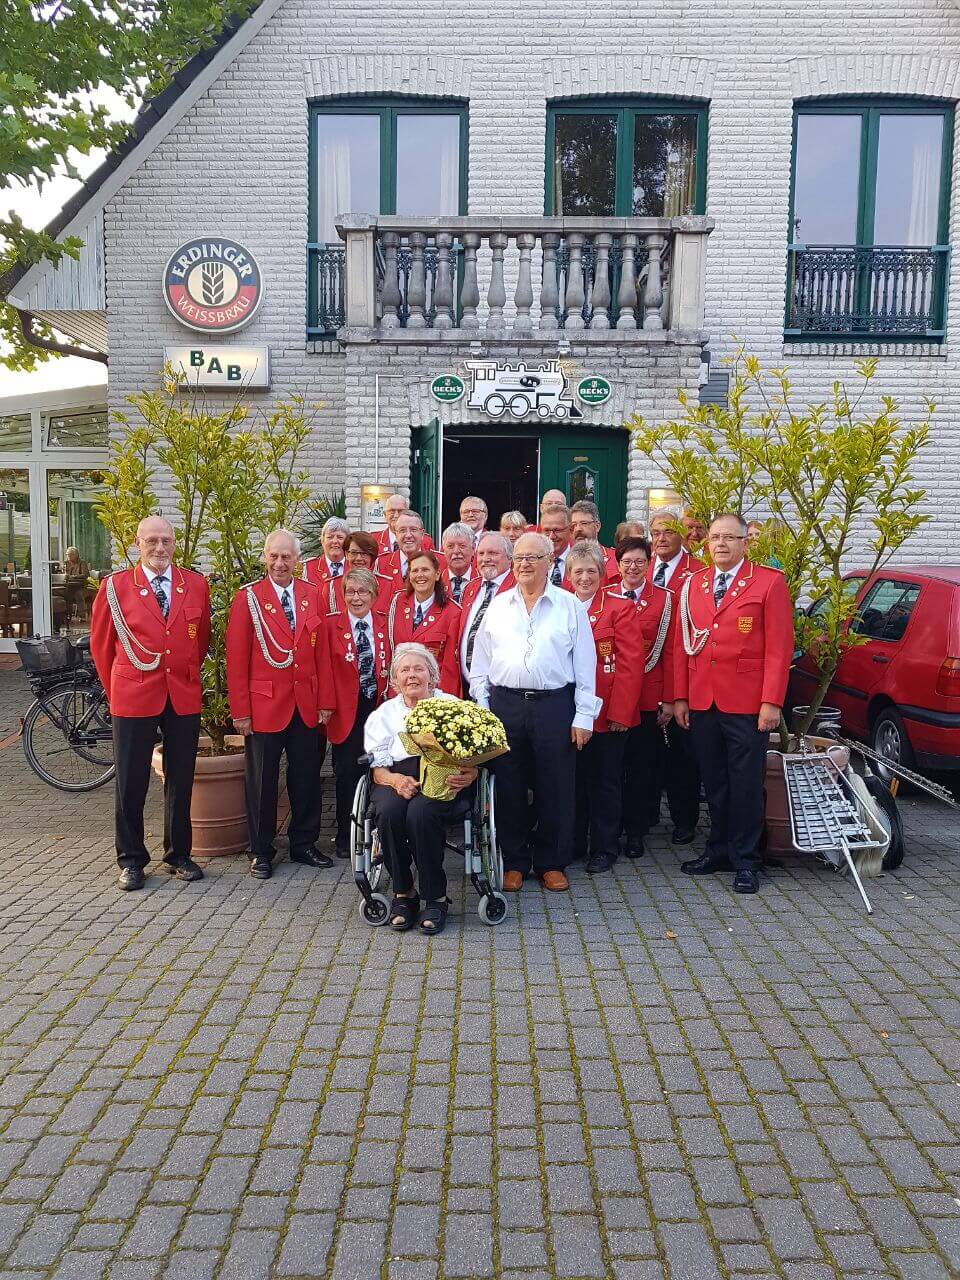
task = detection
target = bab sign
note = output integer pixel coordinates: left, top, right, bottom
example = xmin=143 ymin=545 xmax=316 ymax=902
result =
xmin=164 ymin=346 xmax=270 ymax=389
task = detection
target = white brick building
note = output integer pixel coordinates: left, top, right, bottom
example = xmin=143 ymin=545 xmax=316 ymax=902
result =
xmin=6 ymin=0 xmax=960 ymax=553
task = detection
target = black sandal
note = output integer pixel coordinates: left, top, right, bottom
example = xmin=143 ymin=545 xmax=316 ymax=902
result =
xmin=389 ymin=895 xmax=420 ymax=932
xmin=419 ymin=898 xmax=451 ymax=935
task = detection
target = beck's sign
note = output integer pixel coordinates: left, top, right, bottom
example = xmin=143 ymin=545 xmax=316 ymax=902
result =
xmin=163 ymin=237 xmax=263 ymax=334
xmin=164 ymin=346 xmax=270 ymax=389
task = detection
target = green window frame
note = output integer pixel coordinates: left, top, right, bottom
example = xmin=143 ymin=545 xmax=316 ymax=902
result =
xmin=307 ymin=97 xmax=469 ymax=337
xmin=544 ymin=98 xmax=708 ymax=217
xmin=787 ymin=97 xmax=954 ymax=342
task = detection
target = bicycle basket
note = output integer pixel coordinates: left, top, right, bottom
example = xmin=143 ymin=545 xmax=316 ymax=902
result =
xmin=16 ymin=636 xmax=79 ymax=675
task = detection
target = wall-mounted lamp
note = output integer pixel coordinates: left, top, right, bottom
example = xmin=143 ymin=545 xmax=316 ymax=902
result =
xmin=469 ymin=340 xmax=482 ymax=357
xmin=557 ymin=335 xmax=571 ymax=357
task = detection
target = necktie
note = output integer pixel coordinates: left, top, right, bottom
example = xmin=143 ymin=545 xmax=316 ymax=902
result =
xmin=451 ymin=576 xmax=465 ymax=603
xmin=653 ymin=561 xmax=667 ymax=588
xmin=465 ymin=580 xmax=496 ymax=673
xmin=330 ymin=562 xmax=342 ymax=578
xmin=714 ymin=572 xmax=729 ymax=608
xmin=151 ymin=575 xmax=169 ymax=618
xmin=551 ymin=557 xmax=563 ymax=587
xmin=280 ymin=588 xmax=295 ymax=629
xmin=414 ymin=603 xmax=424 ymax=630
xmin=355 ymin=620 xmax=377 ymax=701
xmin=625 ymin=588 xmax=637 ymax=602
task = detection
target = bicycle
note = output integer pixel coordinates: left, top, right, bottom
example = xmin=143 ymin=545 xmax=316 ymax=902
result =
xmin=16 ymin=636 xmax=115 ymax=792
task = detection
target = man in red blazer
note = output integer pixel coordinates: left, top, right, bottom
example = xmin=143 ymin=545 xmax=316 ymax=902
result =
xmin=457 ymin=532 xmax=515 ymax=690
xmin=440 ymin=522 xmax=475 ymax=603
xmin=226 ymin=529 xmax=331 ymax=880
xmin=375 ymin=494 xmax=435 ymax=556
xmin=673 ymin=513 xmax=794 ymax=894
xmin=90 ymin=515 xmax=211 ymax=890
xmin=570 ymin=500 xmax=620 ymax=584
xmin=378 ymin=512 xmax=446 ymax=592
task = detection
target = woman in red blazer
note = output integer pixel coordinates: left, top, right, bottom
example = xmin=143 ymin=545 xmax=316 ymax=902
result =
xmin=317 ymin=530 xmax=395 ymax=615
xmin=386 ymin=551 xmax=461 ymax=695
xmin=567 ymin=540 xmax=645 ymax=874
xmin=319 ymin=568 xmax=392 ymax=858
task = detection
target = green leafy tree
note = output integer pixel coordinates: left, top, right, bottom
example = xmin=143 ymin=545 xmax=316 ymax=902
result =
xmin=0 ymin=0 xmax=255 ymax=369
xmin=630 ymin=347 xmax=931 ymax=742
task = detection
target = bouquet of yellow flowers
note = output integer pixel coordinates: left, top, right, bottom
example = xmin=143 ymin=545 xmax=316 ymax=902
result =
xmin=400 ymin=698 xmax=509 ymax=801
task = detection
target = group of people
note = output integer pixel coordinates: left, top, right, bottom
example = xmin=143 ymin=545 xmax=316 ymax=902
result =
xmin=89 ymin=489 xmax=793 ymax=928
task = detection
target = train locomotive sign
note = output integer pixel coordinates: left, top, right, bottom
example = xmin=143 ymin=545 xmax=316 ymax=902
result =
xmin=465 ymin=360 xmax=583 ymax=420
xmin=163 ymin=237 xmax=264 ymax=334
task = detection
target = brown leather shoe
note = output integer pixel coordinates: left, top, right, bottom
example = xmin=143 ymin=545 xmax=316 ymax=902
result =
xmin=540 ymin=870 xmax=570 ymax=892
xmin=503 ymin=870 xmax=524 ymax=892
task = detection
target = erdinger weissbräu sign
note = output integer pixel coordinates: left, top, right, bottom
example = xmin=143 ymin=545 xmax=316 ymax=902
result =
xmin=464 ymin=360 xmax=583 ymax=420
xmin=163 ymin=237 xmax=263 ymax=334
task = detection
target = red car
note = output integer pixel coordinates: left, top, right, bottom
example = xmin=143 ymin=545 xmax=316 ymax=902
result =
xmin=791 ymin=566 xmax=960 ymax=771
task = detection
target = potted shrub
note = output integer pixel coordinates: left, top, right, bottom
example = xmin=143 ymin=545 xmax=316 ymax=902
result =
xmin=95 ymin=372 xmax=314 ymax=855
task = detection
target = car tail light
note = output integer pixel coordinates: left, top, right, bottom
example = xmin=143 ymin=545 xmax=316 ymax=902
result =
xmin=936 ymin=657 xmax=960 ymax=697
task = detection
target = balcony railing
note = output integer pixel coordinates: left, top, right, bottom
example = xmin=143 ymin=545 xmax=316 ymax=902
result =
xmin=326 ymin=214 xmax=713 ymax=340
xmin=786 ymin=244 xmax=950 ymax=340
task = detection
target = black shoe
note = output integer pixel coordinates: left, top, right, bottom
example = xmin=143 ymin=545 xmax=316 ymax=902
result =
xmin=625 ymin=838 xmax=646 ymax=860
xmin=733 ymin=869 xmax=760 ymax=894
xmin=672 ymin=826 xmax=697 ymax=844
xmin=118 ymin=867 xmax=145 ymax=891
xmin=165 ymin=859 xmax=204 ymax=882
xmin=250 ymin=858 xmax=273 ymax=880
xmin=291 ymin=847 xmax=333 ymax=869
xmin=681 ymin=852 xmax=732 ymax=875
xmin=586 ymin=852 xmax=616 ymax=874
xmin=335 ymin=845 xmax=350 ymax=860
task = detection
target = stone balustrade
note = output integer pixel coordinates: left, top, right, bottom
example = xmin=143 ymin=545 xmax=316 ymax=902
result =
xmin=335 ymin=215 xmax=714 ymax=339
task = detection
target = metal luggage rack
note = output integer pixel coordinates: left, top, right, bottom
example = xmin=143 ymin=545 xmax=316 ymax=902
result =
xmin=782 ymin=752 xmax=887 ymax=914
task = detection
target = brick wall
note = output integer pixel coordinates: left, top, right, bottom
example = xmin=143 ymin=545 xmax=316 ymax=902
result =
xmin=105 ymin=0 xmax=960 ymax=556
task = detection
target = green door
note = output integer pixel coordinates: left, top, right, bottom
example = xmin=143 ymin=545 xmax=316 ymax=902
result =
xmin=539 ymin=431 xmax=628 ymax=540
xmin=411 ymin=418 xmax=441 ymax=543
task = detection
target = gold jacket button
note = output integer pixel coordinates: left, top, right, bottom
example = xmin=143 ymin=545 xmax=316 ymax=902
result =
xmin=165 ymin=648 xmax=171 ymax=654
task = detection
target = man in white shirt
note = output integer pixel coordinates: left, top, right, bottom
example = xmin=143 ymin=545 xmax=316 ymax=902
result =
xmin=441 ymin=522 xmax=475 ymax=603
xmin=470 ymin=532 xmax=599 ymax=893
xmin=540 ymin=505 xmax=573 ymax=588
xmin=459 ymin=496 xmax=488 ymax=549
xmin=458 ymin=532 xmax=514 ymax=686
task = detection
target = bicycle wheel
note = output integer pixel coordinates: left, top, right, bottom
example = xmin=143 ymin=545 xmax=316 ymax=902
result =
xmin=22 ymin=684 xmax=116 ymax=792
xmin=70 ymin=686 xmax=113 ymax=767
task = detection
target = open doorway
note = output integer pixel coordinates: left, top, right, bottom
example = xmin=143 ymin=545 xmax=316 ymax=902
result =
xmin=441 ymin=431 xmax=539 ymax=530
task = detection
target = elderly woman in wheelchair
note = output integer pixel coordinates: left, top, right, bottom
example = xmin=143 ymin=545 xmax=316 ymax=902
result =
xmin=357 ymin=642 xmax=505 ymax=934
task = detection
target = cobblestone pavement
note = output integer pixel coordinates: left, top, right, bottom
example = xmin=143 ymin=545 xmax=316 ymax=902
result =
xmin=0 ymin=666 xmax=958 ymax=1280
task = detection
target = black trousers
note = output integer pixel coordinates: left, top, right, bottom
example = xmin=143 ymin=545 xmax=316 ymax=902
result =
xmin=371 ymin=757 xmax=465 ymax=902
xmin=575 ymin=729 xmax=627 ymax=861
xmin=645 ymin=716 xmax=701 ymax=833
xmin=690 ymin=706 xmax=767 ymax=872
xmin=244 ymin=710 xmax=326 ymax=862
xmin=622 ymin=711 xmax=661 ymax=841
xmin=331 ymin=693 xmax=377 ymax=853
xmin=489 ymin=684 xmax=576 ymax=874
xmin=113 ymin=701 xmax=200 ymax=870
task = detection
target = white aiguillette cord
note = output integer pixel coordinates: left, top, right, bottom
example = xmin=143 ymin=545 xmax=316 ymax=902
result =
xmin=644 ymin=589 xmax=672 ymax=673
xmin=679 ymin=575 xmax=710 ymax=657
xmin=246 ymin=586 xmax=294 ymax=669
xmin=106 ymin=573 xmax=162 ymax=671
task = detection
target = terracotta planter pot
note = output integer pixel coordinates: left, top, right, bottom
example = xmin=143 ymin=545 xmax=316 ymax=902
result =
xmin=764 ymin=735 xmax=850 ymax=855
xmin=152 ymin=746 xmax=248 ymax=858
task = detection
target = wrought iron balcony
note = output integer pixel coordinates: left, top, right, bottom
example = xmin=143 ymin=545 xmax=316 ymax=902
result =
xmin=786 ymin=244 xmax=950 ymax=341
xmin=315 ymin=215 xmax=713 ymax=342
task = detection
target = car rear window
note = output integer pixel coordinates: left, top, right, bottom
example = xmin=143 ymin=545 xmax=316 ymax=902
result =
xmin=852 ymin=579 xmax=922 ymax=642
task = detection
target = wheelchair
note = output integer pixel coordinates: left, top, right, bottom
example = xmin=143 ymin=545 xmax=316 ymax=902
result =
xmin=351 ymin=755 xmax=508 ymax=927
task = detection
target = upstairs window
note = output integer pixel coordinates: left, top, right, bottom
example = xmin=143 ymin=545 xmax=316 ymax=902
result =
xmin=546 ymin=99 xmax=708 ymax=217
xmin=787 ymin=99 xmax=953 ymax=341
xmin=308 ymin=98 xmax=468 ymax=337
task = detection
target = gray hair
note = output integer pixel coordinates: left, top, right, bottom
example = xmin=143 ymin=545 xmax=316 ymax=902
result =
xmin=460 ymin=495 xmax=488 ymax=514
xmin=322 ymin=517 xmax=350 ymax=536
xmin=516 ymin=531 xmax=553 ymax=558
xmin=649 ymin=506 xmax=682 ymax=527
xmin=395 ymin=510 xmax=424 ymax=528
xmin=710 ymin=512 xmax=749 ymax=536
xmin=442 ymin=522 xmax=475 ymax=545
xmin=478 ymin=531 xmax=514 ymax=559
xmin=499 ymin=510 xmax=527 ymax=530
xmin=540 ymin=504 xmax=571 ymax=525
xmin=390 ymin=641 xmax=440 ymax=689
xmin=343 ymin=567 xmax=378 ymax=597
xmin=570 ymin=499 xmax=600 ymax=521
xmin=263 ymin=527 xmax=301 ymax=557
xmin=566 ymin=538 xmax=605 ymax=573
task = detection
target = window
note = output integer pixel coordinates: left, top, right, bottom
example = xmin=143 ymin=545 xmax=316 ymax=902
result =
xmin=787 ymin=99 xmax=953 ymax=340
xmin=852 ymin=579 xmax=922 ymax=641
xmin=0 ymin=414 xmax=31 ymax=452
xmin=308 ymin=98 xmax=468 ymax=337
xmin=45 ymin=409 xmax=108 ymax=450
xmin=808 ymin=575 xmax=867 ymax=622
xmin=546 ymin=100 xmax=708 ymax=217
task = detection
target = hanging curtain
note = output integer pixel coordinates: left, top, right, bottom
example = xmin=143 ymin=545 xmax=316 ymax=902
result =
xmin=906 ymin=136 xmax=938 ymax=247
xmin=319 ymin=141 xmax=351 ymax=244
xmin=436 ymin=127 xmax=459 ymax=214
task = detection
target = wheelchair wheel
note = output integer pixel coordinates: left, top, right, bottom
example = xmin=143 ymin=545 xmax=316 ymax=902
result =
xmin=359 ymin=893 xmax=391 ymax=926
xmin=479 ymin=771 xmax=504 ymax=892
xmin=478 ymin=892 xmax=508 ymax=926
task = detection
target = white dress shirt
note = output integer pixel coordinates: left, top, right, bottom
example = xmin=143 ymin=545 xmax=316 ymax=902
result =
xmin=714 ymin=559 xmax=744 ymax=596
xmin=326 ymin=557 xmax=344 ymax=577
xmin=469 ymin=583 xmax=601 ymax=730
xmin=460 ymin=570 xmax=509 ymax=678
xmin=363 ymin=689 xmax=460 ymax=767
xmin=548 ymin=545 xmax=569 ymax=583
xmin=411 ymin=593 xmax=434 ymax=623
xmin=652 ymin=549 xmax=683 ymax=588
xmin=143 ymin=566 xmax=172 ymax=608
xmin=348 ymin=609 xmax=373 ymax=647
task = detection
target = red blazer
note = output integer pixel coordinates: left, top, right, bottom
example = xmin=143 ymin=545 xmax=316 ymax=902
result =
xmin=91 ymin=565 xmax=210 ymax=718
xmin=312 ymin=568 xmax=395 ymax=616
xmin=378 ymin=547 xmax=448 ymax=595
xmin=375 ymin=528 xmax=434 ymax=556
xmin=605 ymin=580 xmax=674 ymax=710
xmin=303 ymin=557 xmax=347 ymax=591
xmin=386 ymin=594 xmax=462 ymax=695
xmin=582 ymin=591 xmax=645 ymax=732
xmin=225 ymin=577 xmax=326 ymax=733
xmin=440 ymin=565 xmax=476 ymax=603
xmin=673 ymin=562 xmax=794 ymax=713
xmin=648 ymin=550 xmax=704 ymax=594
xmin=319 ymin=609 xmax=392 ymax=744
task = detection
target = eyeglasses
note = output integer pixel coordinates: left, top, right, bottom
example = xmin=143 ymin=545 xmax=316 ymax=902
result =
xmin=513 ymin=553 xmax=548 ymax=564
xmin=619 ymin=558 xmax=648 ymax=570
xmin=708 ymin=534 xmax=747 ymax=544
